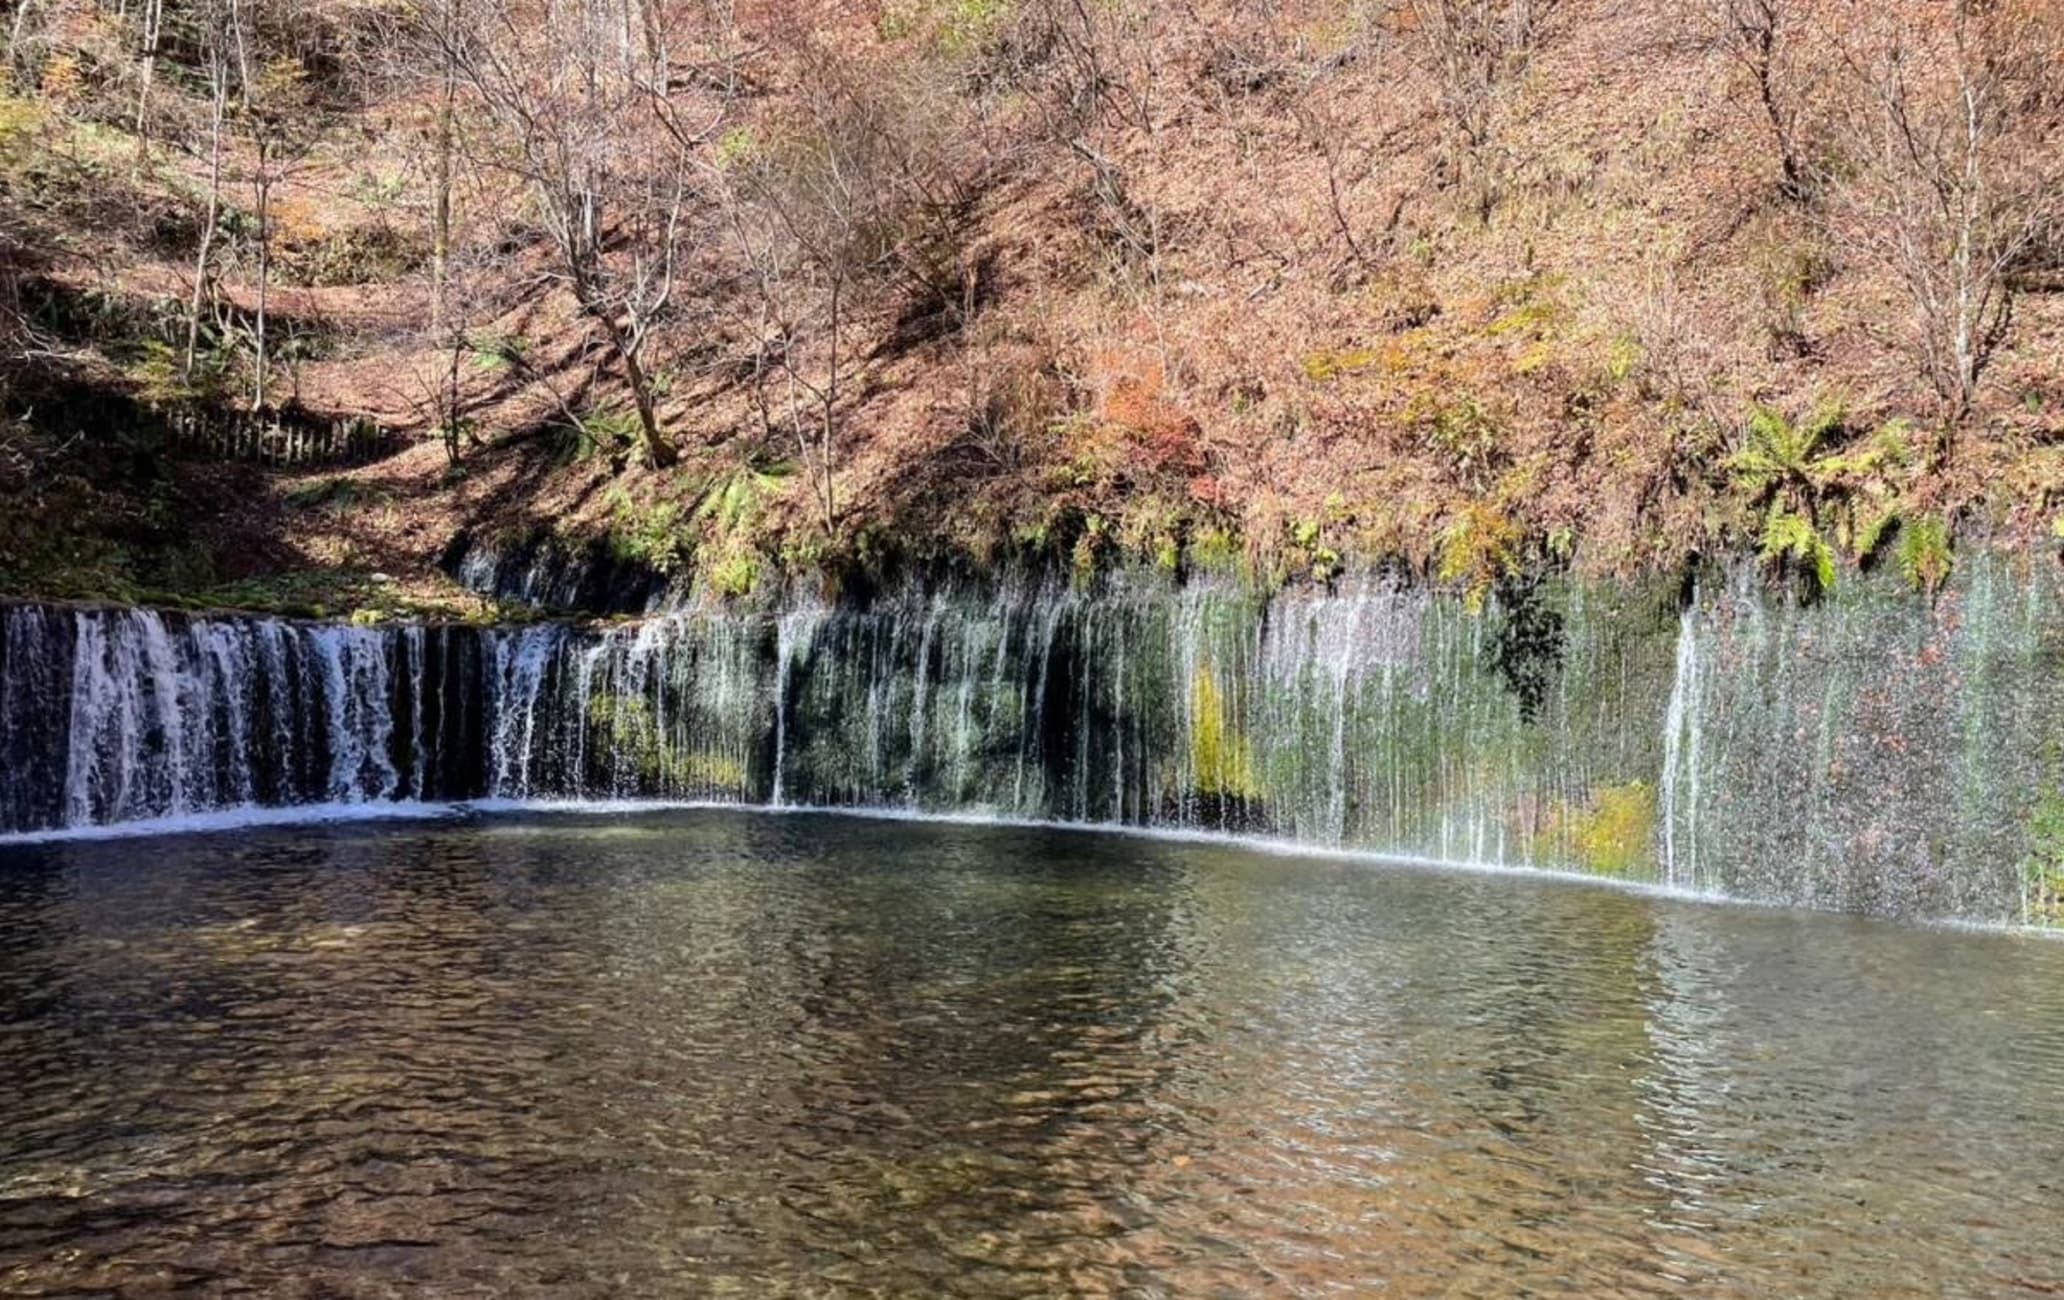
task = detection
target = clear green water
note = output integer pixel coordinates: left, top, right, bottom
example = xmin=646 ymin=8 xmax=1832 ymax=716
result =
xmin=3 ymin=810 xmax=2062 ymax=1296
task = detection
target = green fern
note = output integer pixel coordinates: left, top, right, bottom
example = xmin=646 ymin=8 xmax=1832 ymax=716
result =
xmin=577 ymin=405 xmax=643 ymax=456
xmin=469 ymin=333 xmax=522 ymax=371
xmin=1851 ymin=505 xmax=1900 ymax=564
xmin=681 ymin=460 xmax=797 ymax=597
xmin=694 ymin=460 xmax=797 ymax=536
xmin=1896 ymin=513 xmax=1953 ymax=593
xmin=606 ymin=490 xmax=688 ymax=573
xmin=1760 ymin=506 xmax=1836 ymax=593
xmin=1727 ymin=399 xmax=1847 ymax=499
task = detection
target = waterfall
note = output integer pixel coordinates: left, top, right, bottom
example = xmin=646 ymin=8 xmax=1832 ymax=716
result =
xmin=1660 ymin=601 xmax=1702 ymax=891
xmin=771 ymin=607 xmax=822 ymax=807
xmin=485 ymin=625 xmax=561 ymax=798
xmin=4 ymin=553 xmax=2062 ymax=925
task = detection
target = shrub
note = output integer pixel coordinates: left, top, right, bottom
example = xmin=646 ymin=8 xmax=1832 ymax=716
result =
xmin=1438 ymin=502 xmax=1522 ymax=612
xmin=280 ymin=223 xmax=423 ymax=288
xmin=1301 ymin=346 xmax=1379 ymax=383
xmin=1187 ymin=526 xmax=1243 ymax=575
xmin=708 ymin=551 xmax=759 ymax=597
xmin=606 ymin=491 xmax=687 ymax=574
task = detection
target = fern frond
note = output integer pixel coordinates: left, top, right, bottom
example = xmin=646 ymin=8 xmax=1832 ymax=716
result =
xmin=1761 ymin=506 xmax=1837 ymax=593
xmin=1896 ymin=513 xmax=1953 ymax=593
xmin=1797 ymin=397 xmax=1847 ymax=452
xmin=1745 ymin=404 xmax=1791 ymax=454
xmin=1852 ymin=506 xmax=1900 ymax=563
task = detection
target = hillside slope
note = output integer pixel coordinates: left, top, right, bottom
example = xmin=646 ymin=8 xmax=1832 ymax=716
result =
xmin=1 ymin=0 xmax=2061 ymax=613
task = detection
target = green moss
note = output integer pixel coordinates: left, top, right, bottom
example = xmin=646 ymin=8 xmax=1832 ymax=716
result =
xmin=2025 ymin=790 xmax=2064 ymax=927
xmin=1603 ymin=332 xmax=1643 ymax=385
xmin=1485 ymin=275 xmax=1570 ymax=362
xmin=1538 ymin=782 xmax=1658 ymax=880
xmin=877 ymin=0 xmax=1008 ymax=50
xmin=0 ymin=94 xmax=43 ymax=158
xmin=60 ymin=566 xmax=507 ymax=624
xmin=586 ymin=694 xmax=750 ymax=793
xmin=1187 ymin=526 xmax=1243 ymax=575
xmin=1190 ymin=662 xmax=1262 ymax=800
xmin=285 ymin=475 xmax=384 ymax=512
xmin=1301 ymin=346 xmax=1380 ymax=383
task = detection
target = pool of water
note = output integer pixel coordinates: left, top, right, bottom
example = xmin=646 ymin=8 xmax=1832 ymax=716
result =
xmin=2 ymin=809 xmax=2062 ymax=1296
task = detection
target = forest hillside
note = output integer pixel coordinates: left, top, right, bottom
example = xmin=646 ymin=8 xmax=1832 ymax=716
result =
xmin=2 ymin=0 xmax=2061 ymax=613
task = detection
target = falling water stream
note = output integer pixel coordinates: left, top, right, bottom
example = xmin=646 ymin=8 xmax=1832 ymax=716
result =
xmin=5 ymin=553 xmax=2064 ymax=925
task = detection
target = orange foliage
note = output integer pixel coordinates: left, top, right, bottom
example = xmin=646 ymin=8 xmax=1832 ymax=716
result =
xmin=1094 ymin=352 xmax=1207 ymax=478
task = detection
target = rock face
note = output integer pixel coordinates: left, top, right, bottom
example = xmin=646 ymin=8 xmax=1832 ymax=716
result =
xmin=5 ymin=553 xmax=2061 ymax=927
xmin=442 ymin=530 xmax=679 ymax=615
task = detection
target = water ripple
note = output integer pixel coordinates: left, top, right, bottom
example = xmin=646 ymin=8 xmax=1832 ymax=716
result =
xmin=3 ymin=810 xmax=2063 ymax=1296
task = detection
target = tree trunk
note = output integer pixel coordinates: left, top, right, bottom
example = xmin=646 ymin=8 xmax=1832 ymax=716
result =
xmin=818 ymin=276 xmax=839 ymax=535
xmin=133 ymin=0 xmax=162 ymax=166
xmin=1752 ymin=41 xmax=1803 ymax=200
xmin=443 ymin=331 xmax=465 ymax=463
xmin=431 ymin=0 xmax=456 ymax=332
xmin=583 ymin=299 xmax=677 ymax=467
xmin=6 ymin=0 xmax=35 ymax=83
xmin=184 ymin=43 xmax=227 ymax=381
xmin=619 ymin=343 xmax=677 ymax=467
xmin=253 ymin=138 xmax=271 ymax=410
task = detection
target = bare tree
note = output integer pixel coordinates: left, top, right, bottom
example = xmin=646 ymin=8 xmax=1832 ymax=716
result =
xmin=1407 ymin=0 xmax=1560 ymax=151
xmin=991 ymin=0 xmax=1166 ymax=286
xmin=1292 ymin=97 xmax=1388 ymax=276
xmin=722 ymin=47 xmax=971 ymax=538
xmin=1705 ymin=0 xmax=1807 ymax=200
xmin=240 ymin=53 xmax=326 ymax=410
xmin=184 ymin=1 xmax=233 ymax=381
xmin=1830 ymin=0 xmax=2064 ymax=420
xmin=1396 ymin=0 xmax=1562 ymax=224
xmin=405 ymin=253 xmax=498 ymax=465
xmin=449 ymin=0 xmax=735 ymax=467
xmin=132 ymin=0 xmax=164 ymax=165
xmin=1003 ymin=0 xmax=1160 ymax=137
xmin=428 ymin=0 xmax=461 ymax=335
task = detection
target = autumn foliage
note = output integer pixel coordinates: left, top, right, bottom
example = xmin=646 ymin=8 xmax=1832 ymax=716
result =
xmin=1 ymin=0 xmax=2062 ymax=599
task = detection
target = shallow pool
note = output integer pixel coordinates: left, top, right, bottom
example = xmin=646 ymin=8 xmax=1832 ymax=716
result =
xmin=2 ymin=809 xmax=2061 ymax=1295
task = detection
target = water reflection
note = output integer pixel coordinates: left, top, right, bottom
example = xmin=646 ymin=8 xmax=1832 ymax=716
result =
xmin=2 ymin=811 xmax=2062 ymax=1296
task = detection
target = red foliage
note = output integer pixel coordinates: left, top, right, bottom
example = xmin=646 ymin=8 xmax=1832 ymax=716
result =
xmin=1097 ymin=354 xmax=1207 ymax=478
